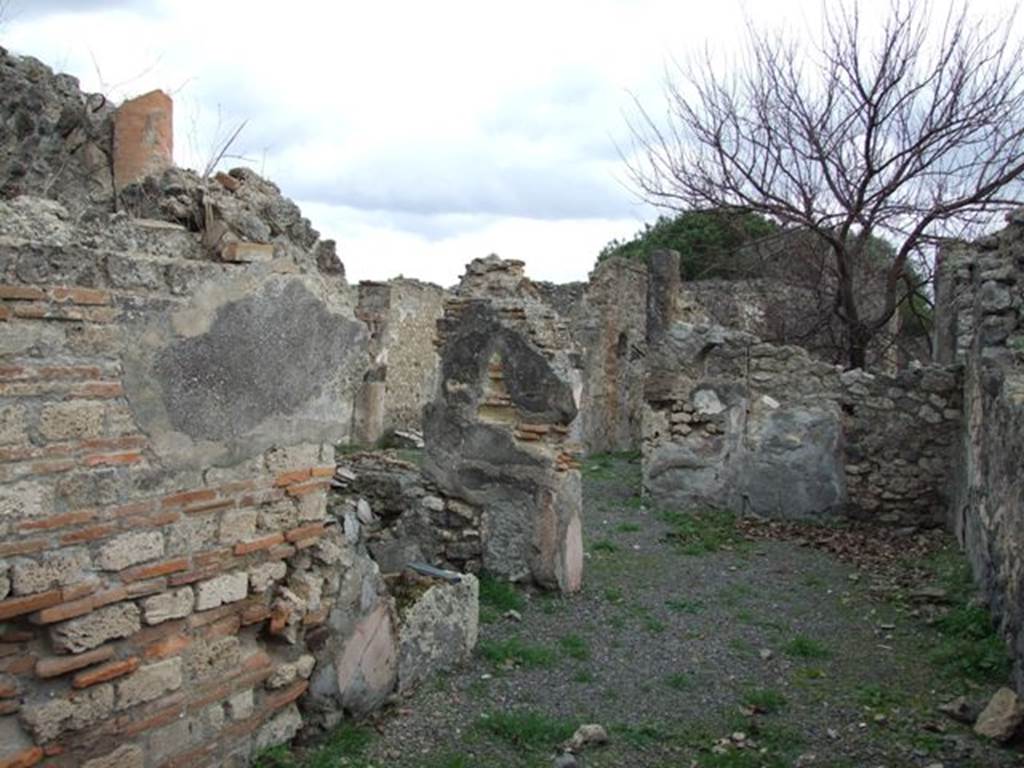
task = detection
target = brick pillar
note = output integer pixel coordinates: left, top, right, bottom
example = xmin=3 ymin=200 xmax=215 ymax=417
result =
xmin=113 ymin=90 xmax=173 ymax=192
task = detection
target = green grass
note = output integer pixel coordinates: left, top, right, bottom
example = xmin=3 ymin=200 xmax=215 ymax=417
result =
xmin=474 ymin=710 xmax=575 ymax=750
xmin=592 ymin=538 xmax=619 ymax=554
xmin=658 ymin=508 xmax=745 ymax=555
xmin=478 ymin=637 xmax=557 ymax=669
xmin=783 ymin=634 xmax=833 ymax=659
xmin=665 ymin=672 xmax=693 ymax=691
xmin=644 ymin=616 xmax=667 ymax=633
xmin=254 ymin=722 xmax=374 ymax=768
xmin=615 ymin=521 xmax=642 ymax=533
xmin=572 ymin=668 xmax=596 ymax=684
xmin=854 ymin=683 xmax=906 ymax=712
xmin=603 ymin=586 xmax=624 ymax=603
xmin=741 ymin=687 xmax=788 ymax=714
xmin=913 ymin=546 xmax=1012 ymax=686
xmin=558 ymin=634 xmax=590 ymax=661
xmin=479 ymin=574 xmax=525 ymax=614
xmin=421 ymin=753 xmax=474 ymax=768
xmin=666 ymin=598 xmax=705 ymax=614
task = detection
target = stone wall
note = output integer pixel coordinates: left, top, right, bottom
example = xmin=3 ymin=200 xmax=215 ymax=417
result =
xmin=947 ymin=215 xmax=1024 ymax=691
xmin=570 ymin=258 xmax=647 ymax=455
xmin=643 ymin=250 xmax=960 ymax=526
xmin=425 ymin=257 xmax=584 ymax=592
xmin=352 ymin=279 xmax=445 ymax=445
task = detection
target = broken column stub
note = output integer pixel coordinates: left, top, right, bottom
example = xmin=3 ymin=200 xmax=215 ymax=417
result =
xmin=423 ymin=273 xmax=584 ymax=593
xmin=113 ymin=89 xmax=173 ymax=192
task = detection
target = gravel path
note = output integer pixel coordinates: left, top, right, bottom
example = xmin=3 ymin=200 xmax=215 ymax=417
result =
xmin=346 ymin=454 xmax=1020 ymax=768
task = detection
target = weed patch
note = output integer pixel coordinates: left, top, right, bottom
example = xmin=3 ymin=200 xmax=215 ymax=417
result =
xmin=475 ymin=710 xmax=574 ymax=750
xmin=784 ymin=635 xmax=832 ymax=659
xmin=659 ymin=508 xmax=746 ymax=555
xmin=478 ymin=638 xmax=557 ymax=669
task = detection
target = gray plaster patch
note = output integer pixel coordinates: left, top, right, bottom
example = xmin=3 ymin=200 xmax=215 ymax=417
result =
xmin=153 ymin=280 xmax=355 ymax=440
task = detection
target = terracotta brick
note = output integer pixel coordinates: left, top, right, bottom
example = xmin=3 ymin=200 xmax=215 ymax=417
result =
xmin=118 ymin=701 xmax=185 ymax=738
xmin=285 ymin=522 xmax=325 ymax=543
xmin=106 ymin=500 xmax=157 ymax=519
xmin=120 ymin=558 xmax=188 ymax=583
xmin=38 ymin=366 xmax=103 ymax=381
xmin=0 ymin=676 xmax=17 ymax=697
xmin=303 ymin=606 xmax=329 ymax=626
xmin=22 ymin=507 xmax=96 ymax=532
xmin=240 ymin=604 xmax=271 ymax=626
xmin=266 ymin=543 xmax=296 ymax=560
xmin=161 ymin=489 xmax=216 ymax=509
xmin=183 ymin=499 xmax=233 ymax=516
xmin=310 ymin=465 xmax=336 ymax=478
xmin=128 ymin=618 xmax=186 ymax=647
xmin=187 ymin=602 xmax=240 ymax=629
xmin=285 ymin=479 xmax=330 ymax=498
xmin=72 ymin=656 xmax=139 ymax=688
xmin=143 ymin=633 xmax=190 ymax=661
xmin=83 ymin=451 xmax=143 ymax=467
xmin=113 ymin=90 xmax=173 ymax=191
xmin=0 ymin=746 xmax=44 ymax=768
xmin=61 ymin=582 xmax=99 ymax=602
xmin=0 ymin=699 xmax=19 ymax=716
xmin=0 ymin=654 xmax=35 ymax=675
xmin=121 ymin=510 xmax=179 ymax=530
xmin=241 ymin=651 xmax=272 ymax=673
xmin=262 ymin=680 xmax=308 ymax=712
xmin=28 ymin=460 xmax=76 ymax=476
xmin=69 ymin=382 xmax=124 ymax=399
xmin=167 ymin=567 xmax=219 ymax=587
xmin=50 ymin=287 xmax=110 ymax=306
xmin=30 ymin=594 xmax=98 ymax=624
xmin=0 ymin=305 xmax=9 ymax=321
xmin=80 ymin=435 xmax=146 ymax=452
xmin=194 ymin=548 xmax=234 ymax=568
xmin=35 ymin=645 xmax=115 ymax=678
xmin=125 ymin=579 xmax=167 ymax=599
xmin=274 ymin=469 xmax=310 ymax=487
xmin=233 ymin=533 xmax=283 ymax=556
xmin=0 ymin=538 xmax=48 ymax=557
xmin=12 ymin=303 xmax=50 ymax=319
xmin=0 ymin=284 xmax=46 ymax=300
xmin=60 ymin=524 xmax=119 ymax=545
xmin=215 ymin=479 xmax=257 ymax=497
xmin=0 ymin=590 xmax=62 ymax=621
xmin=199 ymin=614 xmax=240 ymax=641
xmin=0 ymin=630 xmax=33 ymax=643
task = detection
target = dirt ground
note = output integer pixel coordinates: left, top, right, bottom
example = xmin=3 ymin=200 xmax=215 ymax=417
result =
xmin=261 ymin=452 xmax=1024 ymax=768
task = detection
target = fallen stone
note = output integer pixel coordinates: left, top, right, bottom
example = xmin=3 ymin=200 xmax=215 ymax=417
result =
xmin=566 ymin=723 xmax=609 ymax=752
xmin=938 ymin=695 xmax=975 ymax=724
xmin=974 ymin=688 xmax=1024 ymax=742
xmin=553 ymin=753 xmax=578 ymax=768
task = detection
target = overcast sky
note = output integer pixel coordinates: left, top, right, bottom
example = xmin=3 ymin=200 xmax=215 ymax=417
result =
xmin=1 ymin=0 xmax=1016 ymax=286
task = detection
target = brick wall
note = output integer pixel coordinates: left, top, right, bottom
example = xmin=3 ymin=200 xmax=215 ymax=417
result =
xmin=0 ymin=197 xmax=374 ymax=768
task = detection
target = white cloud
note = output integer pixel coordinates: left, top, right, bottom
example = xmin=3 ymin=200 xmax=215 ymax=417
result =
xmin=2 ymin=0 xmax=1018 ymax=283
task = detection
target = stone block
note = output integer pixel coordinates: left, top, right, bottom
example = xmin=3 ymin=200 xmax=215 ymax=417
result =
xmin=195 ymin=571 xmax=248 ymax=611
xmin=97 ymin=531 xmax=164 ymax=571
xmin=21 ymin=683 xmax=113 ymax=742
xmin=115 ymin=657 xmax=182 ymax=710
xmin=254 ymin=703 xmax=302 ymax=750
xmin=11 ymin=548 xmax=91 ymax=596
xmin=187 ymin=636 xmax=241 ymax=681
xmin=398 ymin=574 xmax=479 ymax=693
xmin=219 ymin=508 xmax=257 ymax=544
xmin=142 ymin=586 xmax=193 ymax=625
xmin=38 ymin=401 xmax=106 ymax=441
xmin=0 ymin=481 xmax=52 ymax=524
xmin=51 ymin=602 xmax=141 ymax=653
xmin=113 ymin=90 xmax=173 ymax=191
xmin=974 ymin=687 xmax=1024 ymax=742
xmin=249 ymin=561 xmax=287 ymax=593
xmin=225 ymin=689 xmax=254 ymax=721
xmin=0 ymin=404 xmax=27 ymax=446
xmin=220 ymin=241 xmax=274 ymax=263
xmin=82 ymin=744 xmax=145 ymax=768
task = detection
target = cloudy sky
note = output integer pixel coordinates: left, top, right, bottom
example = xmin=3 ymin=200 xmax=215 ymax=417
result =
xmin=0 ymin=0 xmax=1015 ymax=285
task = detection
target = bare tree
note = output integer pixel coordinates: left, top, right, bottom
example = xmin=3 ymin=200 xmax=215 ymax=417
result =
xmin=626 ymin=0 xmax=1024 ymax=368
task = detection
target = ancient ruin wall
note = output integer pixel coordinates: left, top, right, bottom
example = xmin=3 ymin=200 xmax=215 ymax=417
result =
xmin=425 ymin=257 xmax=584 ymax=592
xmin=0 ymin=195 xmax=384 ymax=767
xmin=643 ymin=250 xmax=960 ymax=526
xmin=947 ymin=216 xmax=1024 ymax=690
xmin=353 ymin=279 xmax=445 ymax=445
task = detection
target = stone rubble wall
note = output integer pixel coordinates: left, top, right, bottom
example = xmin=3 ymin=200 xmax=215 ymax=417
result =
xmin=946 ymin=216 xmax=1024 ymax=691
xmin=425 ymin=257 xmax=584 ymax=592
xmin=643 ymin=250 xmax=960 ymax=526
xmin=352 ymin=279 xmax=445 ymax=445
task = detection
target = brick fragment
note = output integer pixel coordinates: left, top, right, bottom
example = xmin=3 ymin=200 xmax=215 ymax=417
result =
xmin=35 ymin=645 xmax=115 ymax=678
xmin=0 ymin=590 xmax=62 ymax=621
xmin=0 ymin=746 xmax=44 ymax=768
xmin=73 ymin=657 xmax=140 ymax=688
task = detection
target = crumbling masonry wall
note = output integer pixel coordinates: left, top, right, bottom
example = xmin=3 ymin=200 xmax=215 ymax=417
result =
xmin=352 ymin=279 xmax=445 ymax=445
xmin=424 ymin=257 xmax=584 ymax=592
xmin=0 ymin=194 xmax=383 ymax=768
xmin=643 ymin=250 xmax=961 ymax=526
xmin=947 ymin=215 xmax=1024 ymax=692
